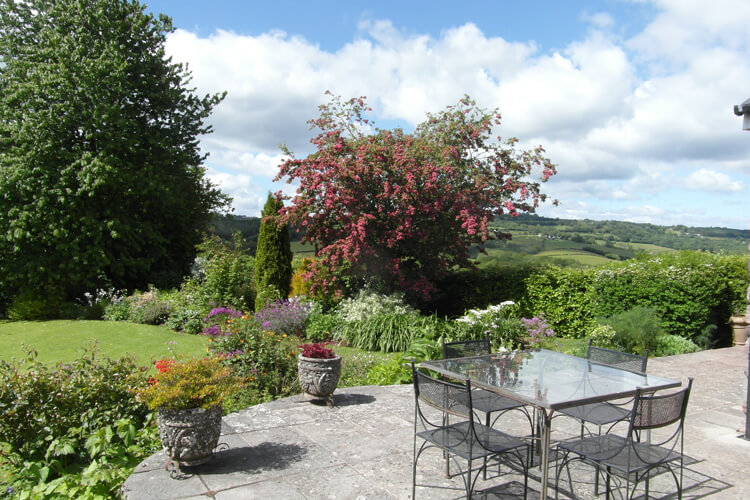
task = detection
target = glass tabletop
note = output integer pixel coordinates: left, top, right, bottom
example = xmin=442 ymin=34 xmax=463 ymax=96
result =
xmin=420 ymin=349 xmax=681 ymax=411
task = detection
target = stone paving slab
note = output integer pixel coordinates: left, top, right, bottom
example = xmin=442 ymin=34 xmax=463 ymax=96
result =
xmin=122 ymin=346 xmax=750 ymax=499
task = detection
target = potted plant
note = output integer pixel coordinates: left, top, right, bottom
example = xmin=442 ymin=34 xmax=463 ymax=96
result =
xmin=135 ymin=356 xmax=245 ymax=467
xmin=297 ymin=342 xmax=342 ymax=406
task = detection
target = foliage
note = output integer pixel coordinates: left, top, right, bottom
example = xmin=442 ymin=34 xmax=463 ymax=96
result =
xmin=599 ymin=306 xmax=663 ymax=356
xmin=586 ymin=324 xmax=617 ymax=348
xmin=0 ymin=348 xmax=156 ymax=496
xmin=254 ymin=193 xmax=293 ymax=310
xmin=275 ymin=92 xmax=556 ymax=302
xmin=6 ymin=289 xmax=70 ymax=320
xmin=365 ymin=354 xmax=412 ymax=385
xmin=335 ymin=288 xmax=416 ymax=322
xmin=254 ymin=297 xmax=313 ymax=336
xmin=337 ymin=312 xmax=422 ymax=352
xmin=520 ymin=314 xmax=555 ymax=346
xmin=158 ymin=234 xmax=255 ymax=333
xmin=426 ymin=263 xmax=541 ymax=317
xmin=304 ymin=311 xmax=344 ymax=342
xmin=521 ymin=265 xmax=596 ymax=338
xmin=591 ymin=251 xmax=746 ymax=343
xmin=651 ymin=334 xmax=701 ymax=357
xmin=209 ymin=318 xmax=299 ymax=411
xmin=102 ymin=287 xmax=171 ymax=325
xmin=0 ymin=0 xmax=229 ymax=308
xmin=298 ymin=342 xmax=336 ymax=359
xmin=134 ymin=356 xmax=246 ymax=410
xmin=200 ymin=307 xmax=243 ymax=337
xmin=454 ymin=302 xmax=525 ymax=349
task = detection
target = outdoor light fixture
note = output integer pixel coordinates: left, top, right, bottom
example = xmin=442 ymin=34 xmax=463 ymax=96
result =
xmin=733 ymin=98 xmax=750 ymax=130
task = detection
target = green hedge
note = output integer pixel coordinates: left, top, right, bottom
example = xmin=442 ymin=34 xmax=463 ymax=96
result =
xmin=520 ymin=266 xmax=596 ymax=338
xmin=519 ymin=251 xmax=747 ymax=343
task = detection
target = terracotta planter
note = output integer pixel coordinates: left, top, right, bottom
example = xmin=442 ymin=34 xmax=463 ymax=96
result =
xmin=157 ymin=405 xmax=222 ymax=467
xmin=297 ymin=354 xmax=342 ymax=406
xmin=731 ymin=315 xmax=748 ymax=346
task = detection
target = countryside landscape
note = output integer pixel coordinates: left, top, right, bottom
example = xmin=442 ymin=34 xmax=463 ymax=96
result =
xmin=1 ymin=0 xmax=749 ymax=499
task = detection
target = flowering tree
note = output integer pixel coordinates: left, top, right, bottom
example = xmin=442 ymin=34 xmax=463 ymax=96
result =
xmin=275 ymin=93 xmax=557 ymax=302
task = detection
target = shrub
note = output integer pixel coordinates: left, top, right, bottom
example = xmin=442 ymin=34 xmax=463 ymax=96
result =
xmin=600 ymin=306 xmax=663 ymax=355
xmin=365 ymin=354 xmax=412 ymax=385
xmin=335 ymin=288 xmax=416 ymax=322
xmin=7 ymin=288 xmax=72 ymax=320
xmin=304 ymin=311 xmax=344 ymax=342
xmin=521 ymin=265 xmax=596 ymax=338
xmin=586 ymin=324 xmax=617 ymax=348
xmin=210 ymin=318 xmax=299 ymax=411
xmin=254 ymin=297 xmax=313 ymax=336
xmin=103 ymin=293 xmax=132 ymax=321
xmin=454 ymin=302 xmax=525 ymax=349
xmin=0 ymin=349 xmax=156 ymax=497
xmin=651 ymin=334 xmax=701 ymax=357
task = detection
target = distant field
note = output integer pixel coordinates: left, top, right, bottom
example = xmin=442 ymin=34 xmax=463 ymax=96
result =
xmin=0 ymin=320 xmax=208 ymax=366
xmin=534 ymin=250 xmax=611 ymax=266
xmin=290 ymin=240 xmax=315 ymax=255
xmin=625 ymin=242 xmax=676 ymax=254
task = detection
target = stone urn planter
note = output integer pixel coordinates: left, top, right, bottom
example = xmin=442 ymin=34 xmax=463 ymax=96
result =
xmin=298 ymin=354 xmax=342 ymax=406
xmin=157 ymin=405 xmax=223 ymax=467
xmin=731 ymin=315 xmax=748 ymax=346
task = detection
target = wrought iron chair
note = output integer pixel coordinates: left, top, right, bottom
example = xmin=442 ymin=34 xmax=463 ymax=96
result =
xmin=411 ymin=363 xmax=530 ymax=499
xmin=558 ymin=340 xmax=649 ymax=438
xmin=555 ymin=378 xmax=693 ymax=500
xmin=442 ymin=336 xmax=533 ymax=431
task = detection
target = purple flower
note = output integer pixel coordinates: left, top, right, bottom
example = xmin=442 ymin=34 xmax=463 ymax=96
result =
xmin=206 ymin=307 xmax=242 ymax=319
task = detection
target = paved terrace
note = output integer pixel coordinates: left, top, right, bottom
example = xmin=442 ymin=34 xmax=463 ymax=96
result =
xmin=122 ymin=346 xmax=750 ymax=499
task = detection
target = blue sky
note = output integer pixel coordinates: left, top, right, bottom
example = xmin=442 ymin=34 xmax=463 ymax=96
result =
xmin=145 ymin=0 xmax=750 ymax=230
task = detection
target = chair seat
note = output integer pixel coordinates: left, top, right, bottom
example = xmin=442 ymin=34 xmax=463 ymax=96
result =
xmin=417 ymin=420 xmax=527 ymax=461
xmin=558 ymin=401 xmax=630 ymax=426
xmin=470 ymin=389 xmax=525 ymax=414
xmin=558 ymin=434 xmax=682 ymax=475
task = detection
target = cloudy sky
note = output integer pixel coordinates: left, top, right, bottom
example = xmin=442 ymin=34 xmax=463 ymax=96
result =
xmin=145 ymin=0 xmax=750 ymax=230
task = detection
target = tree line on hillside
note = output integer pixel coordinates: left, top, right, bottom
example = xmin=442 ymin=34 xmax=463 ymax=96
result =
xmin=493 ymin=214 xmax=749 ymax=255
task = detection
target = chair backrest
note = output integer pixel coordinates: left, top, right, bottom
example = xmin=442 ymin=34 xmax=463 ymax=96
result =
xmin=587 ymin=339 xmax=648 ymax=373
xmin=632 ymin=378 xmax=693 ymax=432
xmin=442 ymin=334 xmax=491 ymax=359
xmin=412 ymin=364 xmax=472 ymax=420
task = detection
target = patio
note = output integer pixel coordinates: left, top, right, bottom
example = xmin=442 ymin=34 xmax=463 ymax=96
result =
xmin=122 ymin=345 xmax=750 ymax=499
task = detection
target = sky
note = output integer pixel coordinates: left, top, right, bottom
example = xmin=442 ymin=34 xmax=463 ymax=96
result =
xmin=144 ymin=0 xmax=750 ymax=230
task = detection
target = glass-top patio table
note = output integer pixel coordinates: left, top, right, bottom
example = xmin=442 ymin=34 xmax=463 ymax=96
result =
xmin=419 ymin=348 xmax=681 ymax=500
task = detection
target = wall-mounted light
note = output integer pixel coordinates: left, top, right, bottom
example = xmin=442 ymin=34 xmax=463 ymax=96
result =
xmin=733 ymin=98 xmax=750 ymax=130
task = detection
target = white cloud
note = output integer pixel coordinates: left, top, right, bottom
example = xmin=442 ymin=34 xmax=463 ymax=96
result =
xmin=684 ymin=168 xmax=745 ymax=192
xmin=162 ymin=1 xmax=750 ymax=227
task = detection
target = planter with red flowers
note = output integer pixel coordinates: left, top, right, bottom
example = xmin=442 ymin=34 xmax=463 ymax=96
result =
xmin=135 ymin=357 xmax=245 ymax=469
xmin=297 ymin=342 xmax=342 ymax=406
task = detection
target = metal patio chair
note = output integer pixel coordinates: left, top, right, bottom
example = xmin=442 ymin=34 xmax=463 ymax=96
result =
xmin=442 ymin=336 xmax=533 ymax=432
xmin=555 ymin=378 xmax=693 ymax=500
xmin=411 ymin=363 xmax=530 ymax=499
xmin=558 ymin=340 xmax=649 ymax=438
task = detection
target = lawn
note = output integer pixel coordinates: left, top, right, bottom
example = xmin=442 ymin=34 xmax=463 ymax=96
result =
xmin=0 ymin=320 xmax=209 ymax=366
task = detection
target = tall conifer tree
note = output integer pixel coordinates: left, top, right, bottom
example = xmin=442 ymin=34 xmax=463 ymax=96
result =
xmin=255 ymin=193 xmax=292 ymax=310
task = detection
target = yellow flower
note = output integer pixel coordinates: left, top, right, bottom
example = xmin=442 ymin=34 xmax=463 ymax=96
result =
xmin=282 ymin=334 xmax=287 ymax=337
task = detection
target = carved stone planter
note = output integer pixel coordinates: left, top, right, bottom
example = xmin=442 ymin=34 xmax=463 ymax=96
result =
xmin=297 ymin=355 xmax=342 ymax=406
xmin=157 ymin=405 xmax=222 ymax=467
xmin=731 ymin=315 xmax=748 ymax=346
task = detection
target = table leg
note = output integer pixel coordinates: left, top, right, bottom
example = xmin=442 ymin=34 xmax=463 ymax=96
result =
xmin=539 ymin=409 xmax=552 ymax=500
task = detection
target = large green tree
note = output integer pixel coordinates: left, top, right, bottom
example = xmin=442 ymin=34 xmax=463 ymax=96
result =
xmin=254 ymin=193 xmax=292 ymax=309
xmin=0 ymin=0 xmax=229 ymax=305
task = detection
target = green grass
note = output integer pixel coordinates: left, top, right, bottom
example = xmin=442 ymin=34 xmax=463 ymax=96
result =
xmin=0 ymin=320 xmax=209 ymax=366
